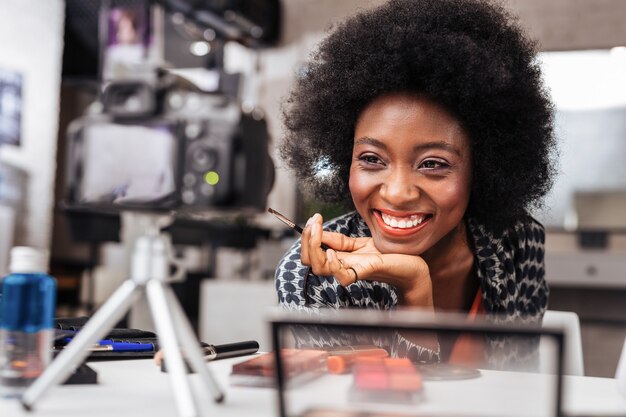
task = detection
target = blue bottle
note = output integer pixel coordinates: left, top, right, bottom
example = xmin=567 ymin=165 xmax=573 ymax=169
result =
xmin=0 ymin=247 xmax=56 ymax=397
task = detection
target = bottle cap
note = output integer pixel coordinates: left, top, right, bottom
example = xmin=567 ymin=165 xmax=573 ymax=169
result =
xmin=9 ymin=246 xmax=49 ymax=273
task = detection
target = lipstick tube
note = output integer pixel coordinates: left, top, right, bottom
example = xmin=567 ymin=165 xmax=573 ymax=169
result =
xmin=326 ymin=347 xmax=389 ymax=374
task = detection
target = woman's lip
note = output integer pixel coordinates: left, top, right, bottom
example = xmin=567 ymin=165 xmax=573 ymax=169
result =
xmin=372 ymin=210 xmax=432 ymax=236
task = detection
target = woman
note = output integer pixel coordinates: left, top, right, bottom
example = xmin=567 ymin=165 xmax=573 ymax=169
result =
xmin=275 ymin=0 xmax=556 ymax=363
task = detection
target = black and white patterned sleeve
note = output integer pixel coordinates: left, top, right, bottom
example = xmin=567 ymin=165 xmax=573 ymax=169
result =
xmin=274 ymin=238 xmax=310 ymax=308
xmin=391 ymin=333 xmax=441 ymax=364
xmin=274 ymin=237 xmax=390 ymax=311
xmin=511 ymin=218 xmax=549 ymax=324
xmin=274 ymin=212 xmax=398 ymax=311
xmin=275 ymin=237 xmax=355 ymax=310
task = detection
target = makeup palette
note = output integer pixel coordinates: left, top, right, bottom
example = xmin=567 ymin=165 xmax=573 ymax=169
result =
xmin=350 ymin=357 xmax=423 ymax=404
xmin=230 ymin=349 xmax=328 ymax=387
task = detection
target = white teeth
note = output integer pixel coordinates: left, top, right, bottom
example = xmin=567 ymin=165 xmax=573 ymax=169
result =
xmin=380 ymin=212 xmax=428 ymax=229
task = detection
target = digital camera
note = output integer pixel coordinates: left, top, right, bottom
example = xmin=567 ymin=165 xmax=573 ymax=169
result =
xmin=64 ymin=73 xmax=274 ymax=213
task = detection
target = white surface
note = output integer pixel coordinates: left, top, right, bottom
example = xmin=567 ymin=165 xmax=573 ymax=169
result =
xmin=1 ymin=357 xmax=625 ymax=417
xmin=2 ymin=358 xmax=277 ymax=417
xmin=285 ymin=368 xmax=557 ymax=417
xmin=617 ymin=336 xmax=626 ymax=398
xmin=541 ymin=310 xmax=585 ymax=376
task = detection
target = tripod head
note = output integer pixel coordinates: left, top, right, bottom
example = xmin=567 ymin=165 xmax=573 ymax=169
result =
xmin=121 ymin=211 xmax=186 ymax=284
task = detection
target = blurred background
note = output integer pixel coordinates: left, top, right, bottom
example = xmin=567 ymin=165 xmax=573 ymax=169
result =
xmin=0 ymin=0 xmax=625 ymax=378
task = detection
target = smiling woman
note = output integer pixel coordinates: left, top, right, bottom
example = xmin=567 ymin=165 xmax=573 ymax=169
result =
xmin=349 ymin=93 xmax=472 ymax=259
xmin=275 ymin=0 xmax=556 ymax=366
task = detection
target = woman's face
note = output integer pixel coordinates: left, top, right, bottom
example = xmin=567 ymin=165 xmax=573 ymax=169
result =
xmin=349 ymin=92 xmax=472 ymax=257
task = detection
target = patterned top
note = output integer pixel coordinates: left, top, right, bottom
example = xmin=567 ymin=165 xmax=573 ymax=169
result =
xmin=274 ymin=211 xmax=549 ymax=365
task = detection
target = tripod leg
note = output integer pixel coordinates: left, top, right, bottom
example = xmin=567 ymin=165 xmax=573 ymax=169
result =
xmin=145 ymin=280 xmax=200 ymax=417
xmin=22 ymin=280 xmax=142 ymax=410
xmin=163 ymin=284 xmax=224 ymax=402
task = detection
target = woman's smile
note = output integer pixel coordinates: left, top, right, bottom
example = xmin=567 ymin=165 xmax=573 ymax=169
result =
xmin=349 ymin=92 xmax=472 ymax=257
xmin=373 ymin=209 xmax=433 ymax=236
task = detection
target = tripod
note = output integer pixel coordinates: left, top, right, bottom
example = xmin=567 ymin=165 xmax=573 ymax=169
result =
xmin=21 ymin=214 xmax=224 ymax=417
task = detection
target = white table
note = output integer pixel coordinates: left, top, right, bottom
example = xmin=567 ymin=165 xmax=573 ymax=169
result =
xmin=1 ymin=357 xmax=625 ymax=417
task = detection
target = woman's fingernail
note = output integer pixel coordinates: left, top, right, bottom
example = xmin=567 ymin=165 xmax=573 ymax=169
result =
xmin=305 ymin=216 xmax=314 ymax=227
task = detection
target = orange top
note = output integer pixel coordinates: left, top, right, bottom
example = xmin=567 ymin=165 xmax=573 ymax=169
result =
xmin=447 ymin=290 xmax=486 ymax=367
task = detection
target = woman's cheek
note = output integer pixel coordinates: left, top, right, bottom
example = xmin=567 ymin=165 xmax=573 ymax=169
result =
xmin=348 ymin=171 xmax=373 ymax=203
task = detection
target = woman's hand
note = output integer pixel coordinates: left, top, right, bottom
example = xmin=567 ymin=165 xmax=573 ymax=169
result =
xmin=301 ymin=213 xmax=434 ymax=308
xmin=153 ymin=349 xmax=164 ymax=366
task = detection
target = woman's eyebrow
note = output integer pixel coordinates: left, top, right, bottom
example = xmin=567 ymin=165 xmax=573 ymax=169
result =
xmin=354 ymin=137 xmax=461 ymax=156
xmin=414 ymin=141 xmax=461 ymax=156
xmin=354 ymin=136 xmax=387 ymax=149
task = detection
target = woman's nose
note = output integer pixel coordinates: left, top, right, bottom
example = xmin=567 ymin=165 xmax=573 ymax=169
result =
xmin=380 ymin=168 xmax=420 ymax=205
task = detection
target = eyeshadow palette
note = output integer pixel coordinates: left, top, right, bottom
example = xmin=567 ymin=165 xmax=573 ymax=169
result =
xmin=349 ymin=357 xmax=423 ymax=404
xmin=230 ymin=349 xmax=328 ymax=387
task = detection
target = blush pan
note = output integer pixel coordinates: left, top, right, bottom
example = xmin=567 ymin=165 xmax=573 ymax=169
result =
xmin=350 ymin=357 xmax=423 ymax=404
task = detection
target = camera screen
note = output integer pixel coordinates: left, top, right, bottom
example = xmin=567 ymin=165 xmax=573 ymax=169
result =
xmin=75 ymin=122 xmax=178 ymax=207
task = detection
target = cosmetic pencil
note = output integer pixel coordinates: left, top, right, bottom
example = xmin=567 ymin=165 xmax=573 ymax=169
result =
xmin=203 ymin=340 xmax=259 ymax=360
xmin=268 ymin=208 xmax=330 ymax=250
xmin=160 ymin=340 xmax=260 ymax=373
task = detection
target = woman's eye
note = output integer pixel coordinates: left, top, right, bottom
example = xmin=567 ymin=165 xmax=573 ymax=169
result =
xmin=419 ymin=159 xmax=449 ymax=170
xmin=360 ymin=154 xmax=383 ymax=165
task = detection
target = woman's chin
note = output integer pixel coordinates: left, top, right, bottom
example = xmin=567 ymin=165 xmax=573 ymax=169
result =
xmin=372 ymin=236 xmax=428 ymax=257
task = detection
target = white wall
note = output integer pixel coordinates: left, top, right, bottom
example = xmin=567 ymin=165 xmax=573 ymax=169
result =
xmin=507 ymin=0 xmax=626 ymax=51
xmin=0 ymin=0 xmax=65 ymax=250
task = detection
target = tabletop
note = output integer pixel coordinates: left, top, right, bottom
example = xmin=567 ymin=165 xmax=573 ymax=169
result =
xmin=1 ymin=356 xmax=625 ymax=417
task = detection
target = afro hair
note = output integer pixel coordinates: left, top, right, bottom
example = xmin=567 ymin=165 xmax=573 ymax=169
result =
xmin=280 ymin=0 xmax=556 ymax=233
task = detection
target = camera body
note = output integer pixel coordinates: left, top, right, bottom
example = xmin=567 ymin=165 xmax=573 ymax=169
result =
xmin=65 ymin=76 xmax=274 ymax=213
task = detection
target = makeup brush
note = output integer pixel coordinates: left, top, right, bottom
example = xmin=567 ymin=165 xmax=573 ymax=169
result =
xmin=268 ymin=208 xmax=330 ymax=250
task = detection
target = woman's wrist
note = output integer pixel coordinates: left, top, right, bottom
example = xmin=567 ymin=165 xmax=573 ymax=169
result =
xmin=375 ymin=256 xmax=434 ymax=308
xmin=400 ymin=285 xmax=435 ymax=308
